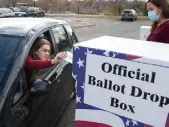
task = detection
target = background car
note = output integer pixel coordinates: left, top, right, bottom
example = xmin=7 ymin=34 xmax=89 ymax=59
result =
xmin=0 ymin=18 xmax=78 ymax=127
xmin=20 ymin=6 xmax=30 ymax=12
xmin=26 ymin=7 xmax=45 ymax=17
xmin=10 ymin=7 xmax=27 ymax=17
xmin=0 ymin=8 xmax=15 ymax=18
xmin=121 ymin=9 xmax=137 ymax=21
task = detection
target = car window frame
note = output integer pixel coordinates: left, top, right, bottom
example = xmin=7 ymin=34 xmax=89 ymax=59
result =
xmin=3 ymin=69 xmax=29 ymax=127
xmin=50 ymin=24 xmax=72 ymax=52
xmin=1 ymin=37 xmax=29 ymax=127
xmin=11 ymin=68 xmax=28 ymax=107
xmin=63 ymin=24 xmax=79 ymax=44
xmin=33 ymin=24 xmax=75 ymax=80
xmin=31 ymin=29 xmax=57 ymax=55
xmin=63 ymin=24 xmax=79 ymax=52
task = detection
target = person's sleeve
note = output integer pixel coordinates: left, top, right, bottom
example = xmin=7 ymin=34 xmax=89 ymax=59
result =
xmin=162 ymin=26 xmax=169 ymax=44
xmin=25 ymin=57 xmax=53 ymax=69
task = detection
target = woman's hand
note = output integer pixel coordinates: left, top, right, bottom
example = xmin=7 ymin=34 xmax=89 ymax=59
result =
xmin=52 ymin=52 xmax=67 ymax=64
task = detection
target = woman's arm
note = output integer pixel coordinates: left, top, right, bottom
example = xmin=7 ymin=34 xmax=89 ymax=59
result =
xmin=25 ymin=52 xmax=67 ymax=70
xmin=25 ymin=56 xmax=53 ymax=69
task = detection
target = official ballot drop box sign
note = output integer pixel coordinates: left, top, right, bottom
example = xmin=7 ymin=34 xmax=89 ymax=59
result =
xmin=140 ymin=26 xmax=151 ymax=41
xmin=72 ymin=36 xmax=169 ymax=127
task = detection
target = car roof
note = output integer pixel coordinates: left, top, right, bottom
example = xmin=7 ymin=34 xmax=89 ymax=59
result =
xmin=0 ymin=17 xmax=69 ymax=36
xmin=0 ymin=8 xmax=11 ymax=11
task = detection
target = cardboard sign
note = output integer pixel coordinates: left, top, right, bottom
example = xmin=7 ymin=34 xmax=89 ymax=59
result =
xmin=72 ymin=36 xmax=169 ymax=127
xmin=140 ymin=26 xmax=151 ymax=41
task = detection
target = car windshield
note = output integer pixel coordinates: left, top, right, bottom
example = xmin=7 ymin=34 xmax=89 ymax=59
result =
xmin=123 ymin=11 xmax=131 ymax=13
xmin=0 ymin=35 xmax=22 ymax=86
xmin=27 ymin=7 xmax=36 ymax=11
xmin=13 ymin=8 xmax=21 ymax=12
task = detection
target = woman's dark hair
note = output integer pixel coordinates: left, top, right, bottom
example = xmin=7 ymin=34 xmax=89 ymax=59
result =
xmin=148 ymin=0 xmax=169 ymax=32
xmin=29 ymin=38 xmax=51 ymax=59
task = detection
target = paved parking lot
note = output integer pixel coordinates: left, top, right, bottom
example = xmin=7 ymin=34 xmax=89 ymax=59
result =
xmin=56 ymin=17 xmax=150 ymax=127
xmin=54 ymin=17 xmax=150 ymax=41
xmin=74 ymin=18 xmax=150 ymax=42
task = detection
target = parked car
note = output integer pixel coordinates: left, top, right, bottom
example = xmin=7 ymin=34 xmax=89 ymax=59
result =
xmin=10 ymin=7 xmax=27 ymax=17
xmin=20 ymin=6 xmax=30 ymax=12
xmin=121 ymin=9 xmax=137 ymax=21
xmin=0 ymin=18 xmax=78 ymax=127
xmin=26 ymin=7 xmax=45 ymax=17
xmin=0 ymin=8 xmax=15 ymax=18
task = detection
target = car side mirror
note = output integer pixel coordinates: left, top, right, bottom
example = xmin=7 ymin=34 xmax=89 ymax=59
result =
xmin=30 ymin=79 xmax=51 ymax=96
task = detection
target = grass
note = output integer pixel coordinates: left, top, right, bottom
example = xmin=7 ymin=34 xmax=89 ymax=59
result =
xmin=46 ymin=13 xmax=148 ymax=20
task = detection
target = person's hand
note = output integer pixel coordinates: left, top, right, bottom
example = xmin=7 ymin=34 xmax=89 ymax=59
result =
xmin=52 ymin=52 xmax=67 ymax=64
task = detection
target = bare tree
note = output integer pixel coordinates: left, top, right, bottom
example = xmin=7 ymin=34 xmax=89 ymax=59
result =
xmin=36 ymin=0 xmax=49 ymax=12
xmin=143 ymin=2 xmax=148 ymax=16
xmin=48 ymin=0 xmax=57 ymax=12
xmin=77 ymin=0 xmax=81 ymax=14
xmin=58 ymin=0 xmax=63 ymax=13
xmin=64 ymin=0 xmax=71 ymax=12
xmin=49 ymin=0 xmax=65 ymax=13
xmin=31 ymin=0 xmax=146 ymax=15
xmin=1 ymin=0 xmax=19 ymax=7
xmin=70 ymin=0 xmax=78 ymax=13
xmin=1 ymin=0 xmax=33 ymax=7
xmin=9 ymin=0 xmax=18 ymax=7
xmin=83 ymin=0 xmax=95 ymax=9
xmin=91 ymin=0 xmax=103 ymax=14
xmin=20 ymin=0 xmax=33 ymax=5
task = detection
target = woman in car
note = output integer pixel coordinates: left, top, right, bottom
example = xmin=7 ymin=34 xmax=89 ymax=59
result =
xmin=25 ymin=38 xmax=67 ymax=85
xmin=146 ymin=0 xmax=169 ymax=43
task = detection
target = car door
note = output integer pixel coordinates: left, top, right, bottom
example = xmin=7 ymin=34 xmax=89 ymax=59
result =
xmin=3 ymin=69 xmax=29 ymax=127
xmin=0 ymin=35 xmax=29 ymax=127
xmin=27 ymin=63 xmax=75 ymax=127
xmin=50 ymin=24 xmax=75 ymax=86
xmin=24 ymin=27 xmax=74 ymax=127
xmin=51 ymin=23 xmax=77 ymax=94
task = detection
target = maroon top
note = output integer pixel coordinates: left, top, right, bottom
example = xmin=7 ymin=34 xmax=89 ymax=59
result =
xmin=147 ymin=20 xmax=169 ymax=43
xmin=25 ymin=56 xmax=52 ymax=85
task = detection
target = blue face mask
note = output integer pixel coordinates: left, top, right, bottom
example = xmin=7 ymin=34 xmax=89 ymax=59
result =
xmin=148 ymin=10 xmax=160 ymax=21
